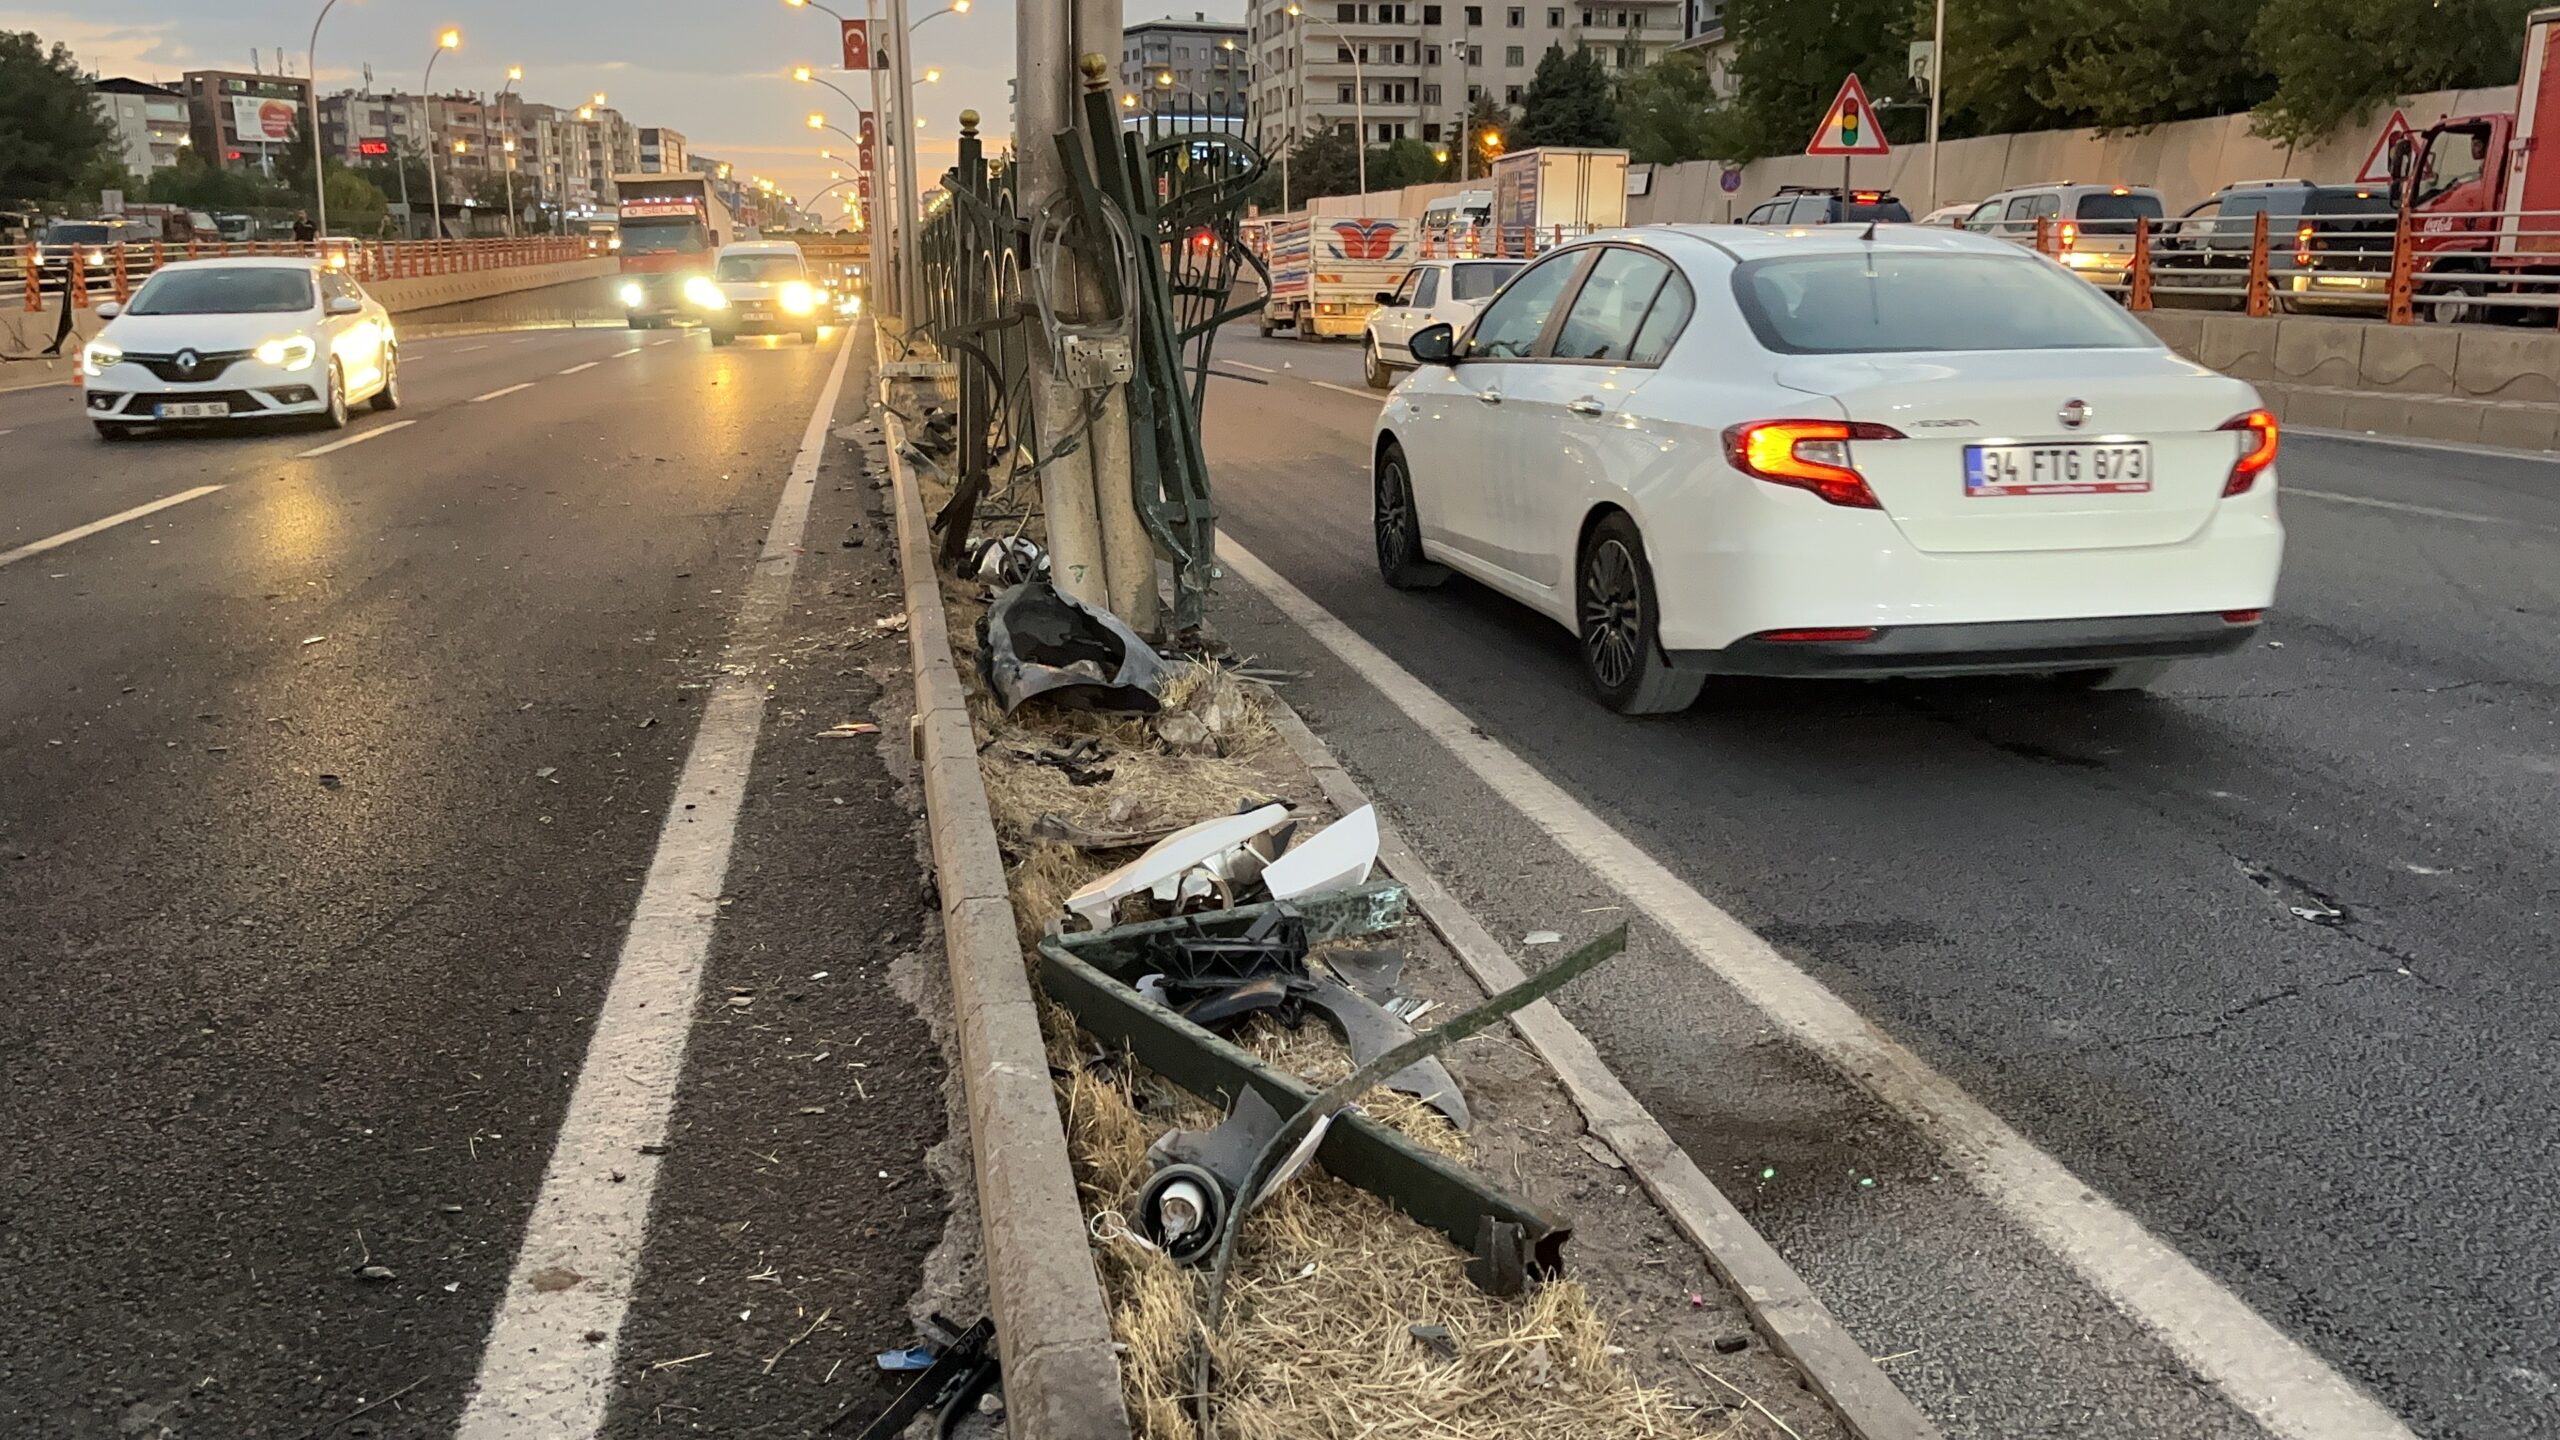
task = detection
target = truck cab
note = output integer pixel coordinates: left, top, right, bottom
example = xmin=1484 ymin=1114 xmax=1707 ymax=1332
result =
xmin=2388 ymin=8 xmax=2560 ymax=320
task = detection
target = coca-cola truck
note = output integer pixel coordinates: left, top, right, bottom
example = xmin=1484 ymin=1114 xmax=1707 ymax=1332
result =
xmin=2391 ymin=5 xmax=2560 ymax=321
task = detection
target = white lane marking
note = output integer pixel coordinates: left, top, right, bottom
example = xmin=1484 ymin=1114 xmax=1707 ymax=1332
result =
xmin=2296 ymin=424 xmax=2560 ymax=465
xmin=649 ymin=336 xmax=678 ymax=346
xmin=457 ymin=344 xmax=489 ymax=353
xmin=0 ymin=429 xmax=14 ymax=438
xmin=2286 ymin=486 xmax=2509 ymax=527
xmin=557 ymin=361 xmax=601 ymax=376
xmin=295 ymin=420 xmax=415 ymax=458
xmin=0 ymin=485 xmax=225 ymax=570
xmin=455 ymin=326 xmax=855 ymax=1440
xmin=471 ymin=383 xmax=537 ymax=403
xmin=511 ymin=336 xmax=535 ymax=344
xmin=1224 ymin=359 xmax=1276 ymax=373
xmin=1219 ymin=535 xmax=2418 ymax=1440
xmin=613 ymin=347 xmax=642 ymax=358
xmin=1310 ymin=379 xmax=1381 ymax=402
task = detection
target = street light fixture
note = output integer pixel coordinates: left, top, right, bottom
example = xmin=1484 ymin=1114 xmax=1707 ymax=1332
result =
xmin=306 ymin=0 xmax=344 ymax=240
xmin=423 ymin=27 xmax=462 ymax=241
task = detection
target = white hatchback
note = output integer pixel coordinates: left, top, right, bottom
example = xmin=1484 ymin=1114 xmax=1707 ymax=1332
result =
xmin=1372 ymin=226 xmax=2284 ymax=714
xmin=1362 ymin=258 xmax=1522 ymax=389
xmin=81 ymin=257 xmax=399 ymax=439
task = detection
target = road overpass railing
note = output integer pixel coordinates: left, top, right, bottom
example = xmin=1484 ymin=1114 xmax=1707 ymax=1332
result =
xmin=9 ymin=236 xmax=604 ymax=313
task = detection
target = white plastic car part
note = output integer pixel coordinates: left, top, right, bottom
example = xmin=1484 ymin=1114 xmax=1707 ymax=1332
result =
xmin=1263 ymin=805 xmax=1380 ymax=901
xmin=1063 ymin=804 xmax=1292 ymax=930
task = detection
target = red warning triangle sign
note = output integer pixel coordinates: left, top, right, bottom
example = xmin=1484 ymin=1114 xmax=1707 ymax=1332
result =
xmin=2355 ymin=109 xmax=2414 ymax=186
xmin=1806 ymin=73 xmax=1891 ymax=157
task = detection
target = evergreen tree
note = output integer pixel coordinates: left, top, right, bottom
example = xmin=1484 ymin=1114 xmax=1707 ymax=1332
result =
xmin=1517 ymin=46 xmax=1620 ymax=148
xmin=0 ymin=31 xmax=121 ymax=201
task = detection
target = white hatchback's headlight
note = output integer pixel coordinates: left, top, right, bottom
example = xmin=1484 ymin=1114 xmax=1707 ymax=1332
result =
xmin=778 ymin=280 xmax=819 ymax=316
xmin=82 ymin=339 xmax=122 ymax=377
xmin=255 ymin=335 xmax=318 ymax=371
xmin=619 ymin=281 xmax=646 ymax=307
xmin=683 ymin=275 xmax=728 ymax=310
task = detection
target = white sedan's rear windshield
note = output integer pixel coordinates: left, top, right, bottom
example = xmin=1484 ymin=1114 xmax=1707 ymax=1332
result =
xmin=1732 ymin=253 xmax=2157 ymax=354
xmin=1450 ymin=262 xmax=1520 ymax=300
xmin=129 ymin=267 xmax=314 ymax=315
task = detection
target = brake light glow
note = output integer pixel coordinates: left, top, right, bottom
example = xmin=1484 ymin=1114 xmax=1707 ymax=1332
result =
xmin=2221 ymin=609 xmax=2265 ymax=624
xmin=2220 ymin=409 xmax=2279 ymax=496
xmin=2294 ymin=223 xmax=2315 ymax=268
xmin=1722 ymin=420 xmax=1902 ymax=510
xmin=2057 ymin=221 xmax=2078 ymax=251
xmin=1757 ymin=627 xmax=1879 ymax=643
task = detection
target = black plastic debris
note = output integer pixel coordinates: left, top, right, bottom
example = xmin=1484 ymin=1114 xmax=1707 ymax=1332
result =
xmin=978 ymin=578 xmax=1169 ymax=715
xmin=824 ymin=1314 xmax=1000 ymax=1438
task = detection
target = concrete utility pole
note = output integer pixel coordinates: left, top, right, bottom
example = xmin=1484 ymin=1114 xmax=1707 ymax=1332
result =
xmin=1927 ymin=0 xmax=1947 ymax=213
xmin=1014 ymin=0 xmax=1156 ymax=630
xmin=888 ymin=0 xmax=925 ymax=322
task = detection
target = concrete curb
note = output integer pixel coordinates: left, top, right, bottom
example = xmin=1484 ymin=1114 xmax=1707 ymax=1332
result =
xmin=1260 ymin=700 xmax=1944 ymax=1440
xmin=871 ymin=325 xmax=1134 ymax=1440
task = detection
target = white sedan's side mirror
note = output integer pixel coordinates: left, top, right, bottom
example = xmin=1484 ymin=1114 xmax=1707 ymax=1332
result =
xmin=328 ymin=295 xmax=363 ymax=316
xmin=95 ymin=301 xmax=122 ymax=320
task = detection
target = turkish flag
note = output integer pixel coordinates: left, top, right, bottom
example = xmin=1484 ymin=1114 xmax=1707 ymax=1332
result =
xmin=859 ymin=143 xmax=875 ymax=170
xmin=857 ymin=114 xmax=877 ymax=149
xmin=840 ymin=19 xmax=869 ymax=71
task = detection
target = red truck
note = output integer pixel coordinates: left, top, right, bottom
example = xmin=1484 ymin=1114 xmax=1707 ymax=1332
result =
xmin=2391 ymin=6 xmax=2560 ymax=321
xmin=612 ymin=173 xmax=735 ymax=329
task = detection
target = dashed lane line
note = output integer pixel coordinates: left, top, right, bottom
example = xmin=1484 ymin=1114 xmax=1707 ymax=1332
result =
xmin=558 ymin=361 xmax=601 ymax=376
xmin=613 ymin=347 xmax=642 ymax=358
xmin=2285 ymin=486 xmax=2518 ymax=528
xmin=296 ymin=420 xmax=415 ymax=458
xmin=1309 ymin=379 xmax=1381 ymax=401
xmin=454 ymin=321 xmax=856 ymax=1439
xmin=1218 ymin=533 xmax=2419 ymax=1440
xmin=1223 ymin=359 xmax=1276 ymax=373
xmin=0 ymin=485 xmax=225 ymax=570
xmin=470 ymin=383 xmax=537 ymax=403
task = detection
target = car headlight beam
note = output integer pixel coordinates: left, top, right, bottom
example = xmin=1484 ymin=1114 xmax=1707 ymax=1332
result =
xmin=619 ymin=281 xmax=646 ymax=308
xmin=82 ymin=340 xmax=122 ymax=377
xmin=254 ymin=335 xmax=318 ymax=372
xmin=778 ymin=280 xmax=819 ymax=316
xmin=682 ymin=275 xmax=728 ymax=310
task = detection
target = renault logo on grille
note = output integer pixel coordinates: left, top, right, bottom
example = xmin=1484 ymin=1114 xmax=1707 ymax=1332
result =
xmin=175 ymin=349 xmax=202 ymax=376
xmin=2058 ymin=398 xmax=2090 ymax=429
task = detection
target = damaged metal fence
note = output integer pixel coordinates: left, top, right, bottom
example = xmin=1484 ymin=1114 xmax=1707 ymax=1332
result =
xmin=905 ymin=69 xmax=1270 ymax=629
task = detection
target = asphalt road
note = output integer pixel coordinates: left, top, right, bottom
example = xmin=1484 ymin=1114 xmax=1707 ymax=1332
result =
xmin=1198 ymin=329 xmax=2560 ymax=1440
xmin=0 ymin=323 xmax=952 ymax=1437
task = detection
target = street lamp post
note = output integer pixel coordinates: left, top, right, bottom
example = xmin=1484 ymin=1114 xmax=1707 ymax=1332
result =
xmin=423 ymin=28 xmax=460 ymax=241
xmin=498 ymin=65 xmax=523 ymax=236
xmin=306 ymin=0 xmax=342 ymax=241
xmin=1284 ymin=3 xmax=1364 ymax=199
xmin=798 ymin=68 xmax=883 ymax=247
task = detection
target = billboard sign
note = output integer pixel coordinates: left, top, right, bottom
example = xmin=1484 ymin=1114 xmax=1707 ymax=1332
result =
xmin=230 ymin=95 xmax=299 ymax=144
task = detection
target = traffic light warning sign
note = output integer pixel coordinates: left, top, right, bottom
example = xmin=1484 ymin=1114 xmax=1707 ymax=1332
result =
xmin=1806 ymin=74 xmax=1891 ymax=157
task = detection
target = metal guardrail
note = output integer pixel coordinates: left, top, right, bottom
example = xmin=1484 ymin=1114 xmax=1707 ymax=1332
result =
xmin=6 ymin=235 xmax=601 ymax=312
xmin=1997 ymin=206 xmax=2560 ymax=327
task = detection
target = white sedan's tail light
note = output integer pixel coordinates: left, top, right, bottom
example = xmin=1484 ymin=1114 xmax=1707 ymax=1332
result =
xmin=2220 ymin=409 xmax=2279 ymax=497
xmin=1721 ymin=419 xmax=1905 ymax=510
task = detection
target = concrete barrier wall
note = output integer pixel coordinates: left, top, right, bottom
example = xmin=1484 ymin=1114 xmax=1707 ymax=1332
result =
xmin=1629 ymin=86 xmax=2519 ymax=222
xmin=0 ymin=258 xmax=622 ymax=394
xmin=2140 ymin=309 xmax=2560 ymax=448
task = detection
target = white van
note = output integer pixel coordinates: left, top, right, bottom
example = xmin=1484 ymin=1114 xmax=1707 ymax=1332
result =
xmin=685 ymin=239 xmax=826 ymax=344
xmin=1961 ymin=182 xmax=2167 ymax=290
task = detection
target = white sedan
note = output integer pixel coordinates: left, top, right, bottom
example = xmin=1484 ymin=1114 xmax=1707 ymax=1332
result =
xmin=1363 ymin=258 xmax=1522 ymax=389
xmin=1372 ymin=225 xmax=2284 ymax=714
xmin=82 ymin=257 xmax=399 ymax=439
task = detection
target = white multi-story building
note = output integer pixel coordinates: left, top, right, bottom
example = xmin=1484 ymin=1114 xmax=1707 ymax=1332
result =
xmin=1246 ymin=0 xmax=1685 ymax=156
xmin=638 ymin=127 xmax=689 ymax=175
xmin=91 ymin=78 xmax=192 ymax=174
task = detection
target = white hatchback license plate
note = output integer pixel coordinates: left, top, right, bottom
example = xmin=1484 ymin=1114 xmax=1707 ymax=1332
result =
xmin=1965 ymin=442 xmax=2151 ymax=496
xmin=155 ymin=401 xmax=229 ymax=419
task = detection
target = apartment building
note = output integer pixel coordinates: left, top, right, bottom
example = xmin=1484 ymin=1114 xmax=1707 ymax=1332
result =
xmin=1245 ymin=0 xmax=1683 ymax=151
xmin=91 ymin=78 xmax=191 ymax=174
xmin=181 ymin=70 xmax=315 ymax=172
xmin=318 ymin=89 xmax=429 ymax=167
xmin=1120 ymin=14 xmax=1251 ymax=130
xmin=638 ymin=127 xmax=690 ymax=174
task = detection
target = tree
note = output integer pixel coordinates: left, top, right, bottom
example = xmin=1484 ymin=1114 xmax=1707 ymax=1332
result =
xmin=1618 ymin=55 xmax=1725 ymax=165
xmin=1945 ymin=0 xmax=2269 ymax=137
xmin=2253 ymin=0 xmax=2535 ymax=146
xmin=1370 ymin=136 xmax=1445 ymax=189
xmin=143 ymin=145 xmax=293 ymax=211
xmin=0 ymin=31 xmax=121 ymax=201
xmin=325 ymin=168 xmax=388 ymax=227
xmin=1517 ymin=45 xmax=1620 ymax=148
xmin=1703 ymin=0 xmax=1920 ymax=161
xmin=1454 ymin=94 xmax=1514 ymax=179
